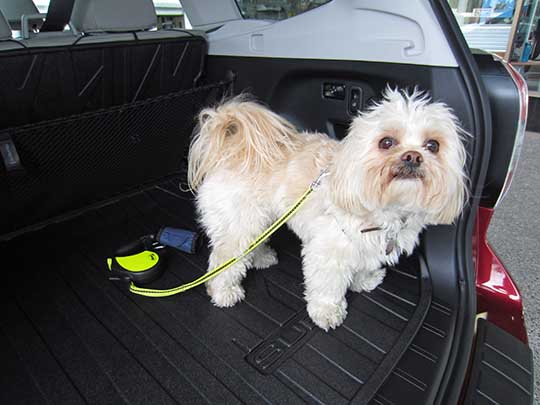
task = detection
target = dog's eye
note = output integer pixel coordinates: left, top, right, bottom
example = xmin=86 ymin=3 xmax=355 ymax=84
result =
xmin=425 ymin=139 xmax=440 ymax=153
xmin=379 ymin=137 xmax=397 ymax=150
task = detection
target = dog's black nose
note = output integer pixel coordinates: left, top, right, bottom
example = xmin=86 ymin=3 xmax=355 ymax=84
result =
xmin=400 ymin=151 xmax=423 ymax=167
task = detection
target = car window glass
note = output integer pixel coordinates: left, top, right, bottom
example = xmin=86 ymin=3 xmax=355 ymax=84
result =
xmin=234 ymin=0 xmax=332 ymax=21
xmin=448 ymin=0 xmax=517 ymax=52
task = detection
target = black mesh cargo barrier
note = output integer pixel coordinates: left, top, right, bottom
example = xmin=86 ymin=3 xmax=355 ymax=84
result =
xmin=0 ymin=80 xmax=231 ymax=238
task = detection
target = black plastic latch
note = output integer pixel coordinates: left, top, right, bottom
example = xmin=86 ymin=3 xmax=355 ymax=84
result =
xmin=0 ymin=137 xmax=23 ymax=172
xmin=246 ymin=311 xmax=316 ymax=374
xmin=349 ymin=87 xmax=363 ymax=115
xmin=323 ymin=83 xmax=346 ymax=100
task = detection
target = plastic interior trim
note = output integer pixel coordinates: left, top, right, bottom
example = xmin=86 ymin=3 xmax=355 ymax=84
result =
xmin=202 ymin=0 xmax=458 ymax=67
xmin=427 ymin=0 xmax=492 ymax=403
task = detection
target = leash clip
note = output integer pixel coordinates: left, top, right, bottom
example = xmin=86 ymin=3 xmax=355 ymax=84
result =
xmin=310 ymin=168 xmax=330 ymax=190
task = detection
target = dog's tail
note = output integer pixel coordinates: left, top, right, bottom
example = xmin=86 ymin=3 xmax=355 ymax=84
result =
xmin=188 ymin=95 xmax=301 ymax=190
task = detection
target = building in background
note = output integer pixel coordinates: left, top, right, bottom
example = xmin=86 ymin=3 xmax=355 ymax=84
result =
xmin=451 ymin=0 xmax=540 ymax=130
xmin=449 ymin=0 xmax=516 ymax=52
xmin=153 ymin=0 xmax=191 ymax=29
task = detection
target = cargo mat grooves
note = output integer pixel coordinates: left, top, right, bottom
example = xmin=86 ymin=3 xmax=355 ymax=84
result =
xmin=1 ymin=179 xmax=434 ymax=404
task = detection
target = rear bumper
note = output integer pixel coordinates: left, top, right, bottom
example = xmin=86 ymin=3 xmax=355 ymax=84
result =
xmin=465 ymin=206 xmax=534 ymax=403
xmin=463 ymin=319 xmax=534 ymax=404
xmin=474 ymin=206 xmax=528 ymax=343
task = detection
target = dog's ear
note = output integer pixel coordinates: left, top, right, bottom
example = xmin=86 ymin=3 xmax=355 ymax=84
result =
xmin=430 ymin=176 xmax=467 ymax=224
xmin=427 ymin=106 xmax=469 ymax=225
xmin=426 ymin=138 xmax=468 ymax=225
xmin=329 ymin=138 xmax=376 ymax=214
xmin=329 ymin=112 xmax=390 ymax=214
xmin=330 ymin=159 xmax=362 ymax=213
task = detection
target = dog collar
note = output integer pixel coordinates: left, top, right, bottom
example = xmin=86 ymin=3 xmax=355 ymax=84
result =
xmin=337 ymin=216 xmax=409 ymax=255
xmin=360 ymin=226 xmax=382 ymax=233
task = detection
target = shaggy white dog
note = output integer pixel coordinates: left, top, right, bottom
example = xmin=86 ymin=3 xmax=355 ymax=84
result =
xmin=188 ymin=88 xmax=468 ymax=331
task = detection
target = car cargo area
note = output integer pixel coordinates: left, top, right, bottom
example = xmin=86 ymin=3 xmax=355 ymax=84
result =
xmin=0 ymin=40 xmax=465 ymax=405
xmin=0 ymin=1 xmax=482 ymax=403
xmin=1 ymin=175 xmax=451 ymax=404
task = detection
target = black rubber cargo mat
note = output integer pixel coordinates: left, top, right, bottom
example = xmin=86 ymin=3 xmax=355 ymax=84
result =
xmin=0 ymin=178 xmax=432 ymax=404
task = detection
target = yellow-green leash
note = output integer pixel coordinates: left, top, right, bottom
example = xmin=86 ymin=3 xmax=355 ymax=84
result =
xmin=128 ymin=169 xmax=329 ymax=297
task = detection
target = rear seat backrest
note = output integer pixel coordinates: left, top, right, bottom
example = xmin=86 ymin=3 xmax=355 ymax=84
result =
xmin=71 ymin=0 xmax=157 ymax=33
xmin=0 ymin=0 xmax=217 ymax=238
xmin=0 ymin=0 xmax=39 ymax=29
xmin=0 ymin=0 xmax=207 ymax=129
xmin=0 ymin=8 xmax=12 ymax=39
xmin=0 ymin=8 xmax=24 ymax=50
xmin=70 ymin=0 xmax=205 ymax=42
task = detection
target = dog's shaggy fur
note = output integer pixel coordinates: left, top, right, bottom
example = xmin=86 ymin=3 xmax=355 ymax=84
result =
xmin=188 ymin=88 xmax=468 ymax=330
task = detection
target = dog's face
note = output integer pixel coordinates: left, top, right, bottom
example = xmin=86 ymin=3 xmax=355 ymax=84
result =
xmin=332 ymin=87 xmax=468 ymax=224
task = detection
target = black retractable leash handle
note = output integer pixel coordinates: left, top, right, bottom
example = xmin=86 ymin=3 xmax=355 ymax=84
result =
xmin=107 ymin=227 xmax=201 ymax=285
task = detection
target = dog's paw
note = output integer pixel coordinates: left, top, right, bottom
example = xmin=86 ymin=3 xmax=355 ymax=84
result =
xmin=207 ymin=283 xmax=245 ymax=307
xmin=252 ymin=246 xmax=278 ymax=270
xmin=307 ymin=299 xmax=347 ymax=331
xmin=350 ymin=268 xmax=386 ymax=293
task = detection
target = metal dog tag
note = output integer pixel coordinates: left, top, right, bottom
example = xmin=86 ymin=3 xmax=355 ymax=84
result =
xmin=385 ymin=238 xmax=396 ymax=255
